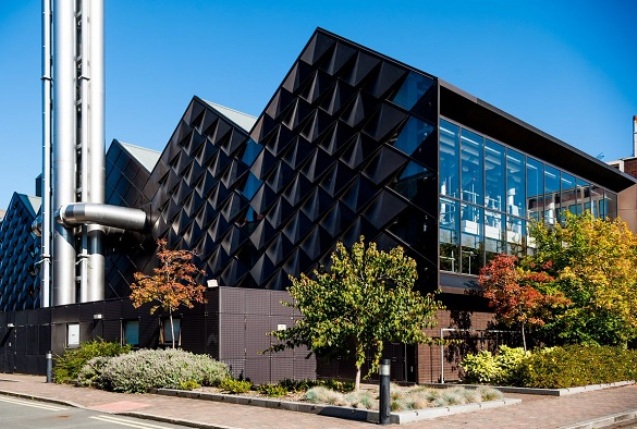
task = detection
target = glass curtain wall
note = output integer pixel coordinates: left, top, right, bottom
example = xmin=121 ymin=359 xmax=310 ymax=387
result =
xmin=438 ymin=118 xmax=618 ymax=274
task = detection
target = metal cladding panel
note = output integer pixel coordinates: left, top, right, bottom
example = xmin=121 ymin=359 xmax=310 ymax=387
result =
xmin=294 ymin=355 xmax=317 ymax=380
xmin=38 ymin=325 xmax=51 ymax=354
xmin=245 ymin=289 xmax=271 ymax=315
xmin=267 ymin=318 xmax=293 ymax=358
xmin=15 ymin=311 xmax=28 ymax=326
xmin=51 ymin=324 xmax=67 ymax=355
xmin=26 ymin=309 xmax=40 ymax=325
xmin=245 ymin=316 xmax=271 ymax=357
xmin=37 ymin=307 xmax=52 ymax=325
xmin=270 ymin=290 xmax=294 ymax=317
xmin=104 ymin=299 xmax=125 ymax=319
xmin=14 ymin=327 xmax=27 ymax=355
xmin=270 ymin=357 xmax=294 ymax=382
xmin=218 ymin=313 xmax=245 ymax=359
xmin=181 ymin=306 xmax=206 ymax=354
xmin=26 ymin=326 xmax=38 ymax=355
xmin=224 ymin=358 xmax=246 ymax=380
xmin=245 ymin=356 xmax=272 ymax=385
xmin=52 ymin=305 xmax=79 ymax=324
xmin=139 ymin=319 xmax=159 ymax=347
xmin=219 ymin=287 xmax=245 ymax=315
xmin=80 ymin=302 xmax=105 ymax=321
xmin=101 ymin=320 xmax=121 ymax=343
xmin=120 ymin=299 xmax=140 ymax=319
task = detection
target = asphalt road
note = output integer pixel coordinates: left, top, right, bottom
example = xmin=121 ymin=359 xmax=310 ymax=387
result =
xmin=0 ymin=395 xmax=188 ymax=429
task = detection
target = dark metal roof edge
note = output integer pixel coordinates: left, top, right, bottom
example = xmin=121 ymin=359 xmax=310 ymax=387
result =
xmin=439 ymin=82 xmax=637 ymax=190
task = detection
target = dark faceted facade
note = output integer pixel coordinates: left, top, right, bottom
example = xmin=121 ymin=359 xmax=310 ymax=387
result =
xmin=1 ymin=28 xmax=636 ymax=382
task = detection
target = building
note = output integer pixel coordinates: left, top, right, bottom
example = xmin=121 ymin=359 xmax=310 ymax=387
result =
xmin=1 ymin=28 xmax=636 ymax=383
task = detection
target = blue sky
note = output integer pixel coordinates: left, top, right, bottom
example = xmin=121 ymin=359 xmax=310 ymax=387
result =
xmin=1 ymin=0 xmax=636 ymax=210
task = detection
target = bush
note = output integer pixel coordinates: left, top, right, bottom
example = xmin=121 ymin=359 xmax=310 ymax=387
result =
xmin=257 ymin=383 xmax=289 ymax=397
xmin=219 ymin=378 xmax=252 ymax=394
xmin=53 ymin=339 xmax=131 ymax=384
xmin=517 ymin=345 xmax=637 ymax=388
xmin=461 ymin=346 xmax=527 ymax=385
xmin=97 ymin=348 xmax=230 ymax=393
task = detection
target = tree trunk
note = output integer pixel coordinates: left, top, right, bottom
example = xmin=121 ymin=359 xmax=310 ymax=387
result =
xmin=521 ymin=322 xmax=527 ymax=352
xmin=169 ymin=309 xmax=175 ymax=349
xmin=355 ymin=366 xmax=362 ymax=392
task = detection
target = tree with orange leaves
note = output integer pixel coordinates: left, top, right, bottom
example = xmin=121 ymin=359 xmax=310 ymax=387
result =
xmin=478 ymin=254 xmax=569 ymax=351
xmin=129 ymin=239 xmax=207 ymax=349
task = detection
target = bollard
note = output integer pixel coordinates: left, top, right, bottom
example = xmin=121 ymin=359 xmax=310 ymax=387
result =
xmin=46 ymin=351 xmax=52 ymax=383
xmin=379 ymin=358 xmax=391 ymax=425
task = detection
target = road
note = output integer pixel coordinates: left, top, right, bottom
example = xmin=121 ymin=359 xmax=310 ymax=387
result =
xmin=0 ymin=395 xmax=188 ymax=429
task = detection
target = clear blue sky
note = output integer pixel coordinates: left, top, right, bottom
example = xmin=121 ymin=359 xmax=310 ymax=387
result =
xmin=1 ymin=0 xmax=636 ymax=210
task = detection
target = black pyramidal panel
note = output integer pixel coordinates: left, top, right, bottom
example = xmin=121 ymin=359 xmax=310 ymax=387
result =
xmin=98 ymin=29 xmax=440 ymax=295
xmin=111 ymin=29 xmax=441 ymax=294
xmin=0 ymin=194 xmax=40 ymax=311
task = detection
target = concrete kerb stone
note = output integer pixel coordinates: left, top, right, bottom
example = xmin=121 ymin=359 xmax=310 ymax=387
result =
xmin=557 ymin=410 xmax=637 ymax=429
xmin=156 ymin=388 xmax=522 ymax=425
xmin=422 ymin=380 xmax=636 ymax=396
xmin=0 ymin=389 xmax=82 ymax=408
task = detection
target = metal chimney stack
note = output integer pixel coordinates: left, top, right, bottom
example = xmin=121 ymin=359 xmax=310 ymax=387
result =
xmin=44 ymin=0 xmax=105 ymax=306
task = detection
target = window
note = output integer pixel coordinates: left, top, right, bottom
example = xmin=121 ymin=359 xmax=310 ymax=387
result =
xmin=460 ymin=129 xmax=483 ymax=206
xmin=123 ymin=320 xmax=140 ymax=347
xmin=161 ymin=318 xmax=181 ymax=347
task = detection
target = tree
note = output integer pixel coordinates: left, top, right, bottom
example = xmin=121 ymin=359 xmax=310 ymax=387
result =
xmin=526 ymin=212 xmax=637 ymax=346
xmin=271 ymin=236 xmax=442 ymax=391
xmin=129 ymin=239 xmax=207 ymax=349
xmin=478 ymin=254 xmax=569 ymax=351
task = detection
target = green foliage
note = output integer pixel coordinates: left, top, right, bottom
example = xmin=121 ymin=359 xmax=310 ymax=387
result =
xmin=96 ymin=348 xmax=230 ymax=393
xmin=219 ymin=378 xmax=252 ymax=394
xmin=257 ymin=383 xmax=289 ymax=397
xmin=462 ymin=345 xmax=637 ymax=388
xmin=53 ymin=339 xmax=131 ymax=384
xmin=77 ymin=356 xmax=113 ymax=388
xmin=179 ymin=380 xmax=201 ymax=391
xmin=271 ymin=236 xmax=443 ymax=390
xmin=460 ymin=346 xmax=527 ymax=385
xmin=517 ymin=345 xmax=637 ymax=388
xmin=276 ymin=378 xmax=354 ymax=394
xmin=526 ymin=212 xmax=637 ymax=346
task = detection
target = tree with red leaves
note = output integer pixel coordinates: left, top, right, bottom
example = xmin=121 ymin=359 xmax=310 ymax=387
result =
xmin=478 ymin=254 xmax=569 ymax=350
xmin=129 ymin=239 xmax=207 ymax=349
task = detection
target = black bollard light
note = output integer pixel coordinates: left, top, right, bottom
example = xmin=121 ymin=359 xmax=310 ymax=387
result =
xmin=46 ymin=351 xmax=52 ymax=383
xmin=379 ymin=358 xmax=391 ymax=425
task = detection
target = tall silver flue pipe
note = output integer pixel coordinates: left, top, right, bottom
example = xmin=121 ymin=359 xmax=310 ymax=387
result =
xmin=40 ymin=0 xmax=52 ymax=307
xmin=52 ymin=0 xmax=77 ymax=306
xmin=50 ymin=0 xmax=106 ymax=305
xmin=87 ymin=0 xmax=106 ymax=303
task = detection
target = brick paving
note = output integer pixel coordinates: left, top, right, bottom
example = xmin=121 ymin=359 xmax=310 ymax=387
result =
xmin=1 ymin=373 xmax=637 ymax=428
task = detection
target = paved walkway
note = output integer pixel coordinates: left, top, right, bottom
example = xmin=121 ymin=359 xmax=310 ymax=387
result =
xmin=1 ymin=373 xmax=637 ymax=428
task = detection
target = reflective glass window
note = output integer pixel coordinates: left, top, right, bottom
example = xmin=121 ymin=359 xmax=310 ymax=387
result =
xmin=526 ymin=158 xmax=543 ymax=222
xmin=460 ymin=129 xmax=483 ymax=206
xmin=393 ymin=117 xmax=434 ymax=156
xmin=440 ymin=197 xmax=459 ymax=272
xmin=485 ymin=140 xmax=505 ymax=213
xmin=485 ymin=210 xmax=504 ymax=265
xmin=544 ymin=165 xmax=560 ymax=224
xmin=601 ymin=191 xmax=618 ymax=219
xmin=439 ymin=120 xmax=459 ymax=198
xmin=162 ymin=319 xmax=181 ymax=346
xmin=506 ymin=149 xmax=526 ymax=218
xmin=506 ymin=216 xmax=527 ymax=257
xmin=123 ymin=320 xmax=140 ymax=347
xmin=560 ymin=173 xmax=576 ymax=218
xmin=460 ymin=204 xmax=482 ymax=275
xmin=590 ymin=185 xmax=604 ymax=218
xmin=391 ymin=72 xmax=434 ymax=111
xmin=393 ymin=161 xmax=435 ymax=201
xmin=241 ymin=138 xmax=261 ymax=166
xmin=576 ymin=179 xmax=590 ymax=215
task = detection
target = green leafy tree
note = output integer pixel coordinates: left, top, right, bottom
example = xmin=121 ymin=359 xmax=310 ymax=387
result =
xmin=478 ymin=254 xmax=569 ymax=351
xmin=129 ymin=239 xmax=207 ymax=349
xmin=526 ymin=212 xmax=637 ymax=346
xmin=271 ymin=236 xmax=442 ymax=391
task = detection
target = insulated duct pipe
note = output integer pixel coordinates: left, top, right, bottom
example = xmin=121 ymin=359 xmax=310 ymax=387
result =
xmin=52 ymin=0 xmax=77 ymax=306
xmin=56 ymin=204 xmax=148 ymax=232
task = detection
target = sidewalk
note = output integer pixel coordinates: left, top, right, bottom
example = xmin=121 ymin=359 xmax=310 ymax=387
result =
xmin=1 ymin=373 xmax=637 ymax=428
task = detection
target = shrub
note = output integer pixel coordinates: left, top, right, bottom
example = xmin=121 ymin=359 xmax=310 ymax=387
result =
xmin=77 ymin=355 xmax=113 ymax=388
xmin=460 ymin=346 xmax=527 ymax=385
xmin=219 ymin=378 xmax=252 ymax=394
xmin=53 ymin=339 xmax=131 ymax=384
xmin=179 ymin=380 xmax=201 ymax=391
xmin=304 ymin=386 xmax=345 ymax=405
xmin=257 ymin=383 xmax=288 ymax=397
xmin=97 ymin=348 xmax=230 ymax=393
xmin=517 ymin=345 xmax=637 ymax=388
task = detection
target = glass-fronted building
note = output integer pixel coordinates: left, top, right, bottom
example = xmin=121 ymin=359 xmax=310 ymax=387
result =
xmin=1 ymin=28 xmax=636 ymax=383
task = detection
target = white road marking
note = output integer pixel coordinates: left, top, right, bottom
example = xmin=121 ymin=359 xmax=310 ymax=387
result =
xmin=90 ymin=415 xmax=175 ymax=429
xmin=0 ymin=395 xmax=67 ymax=411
